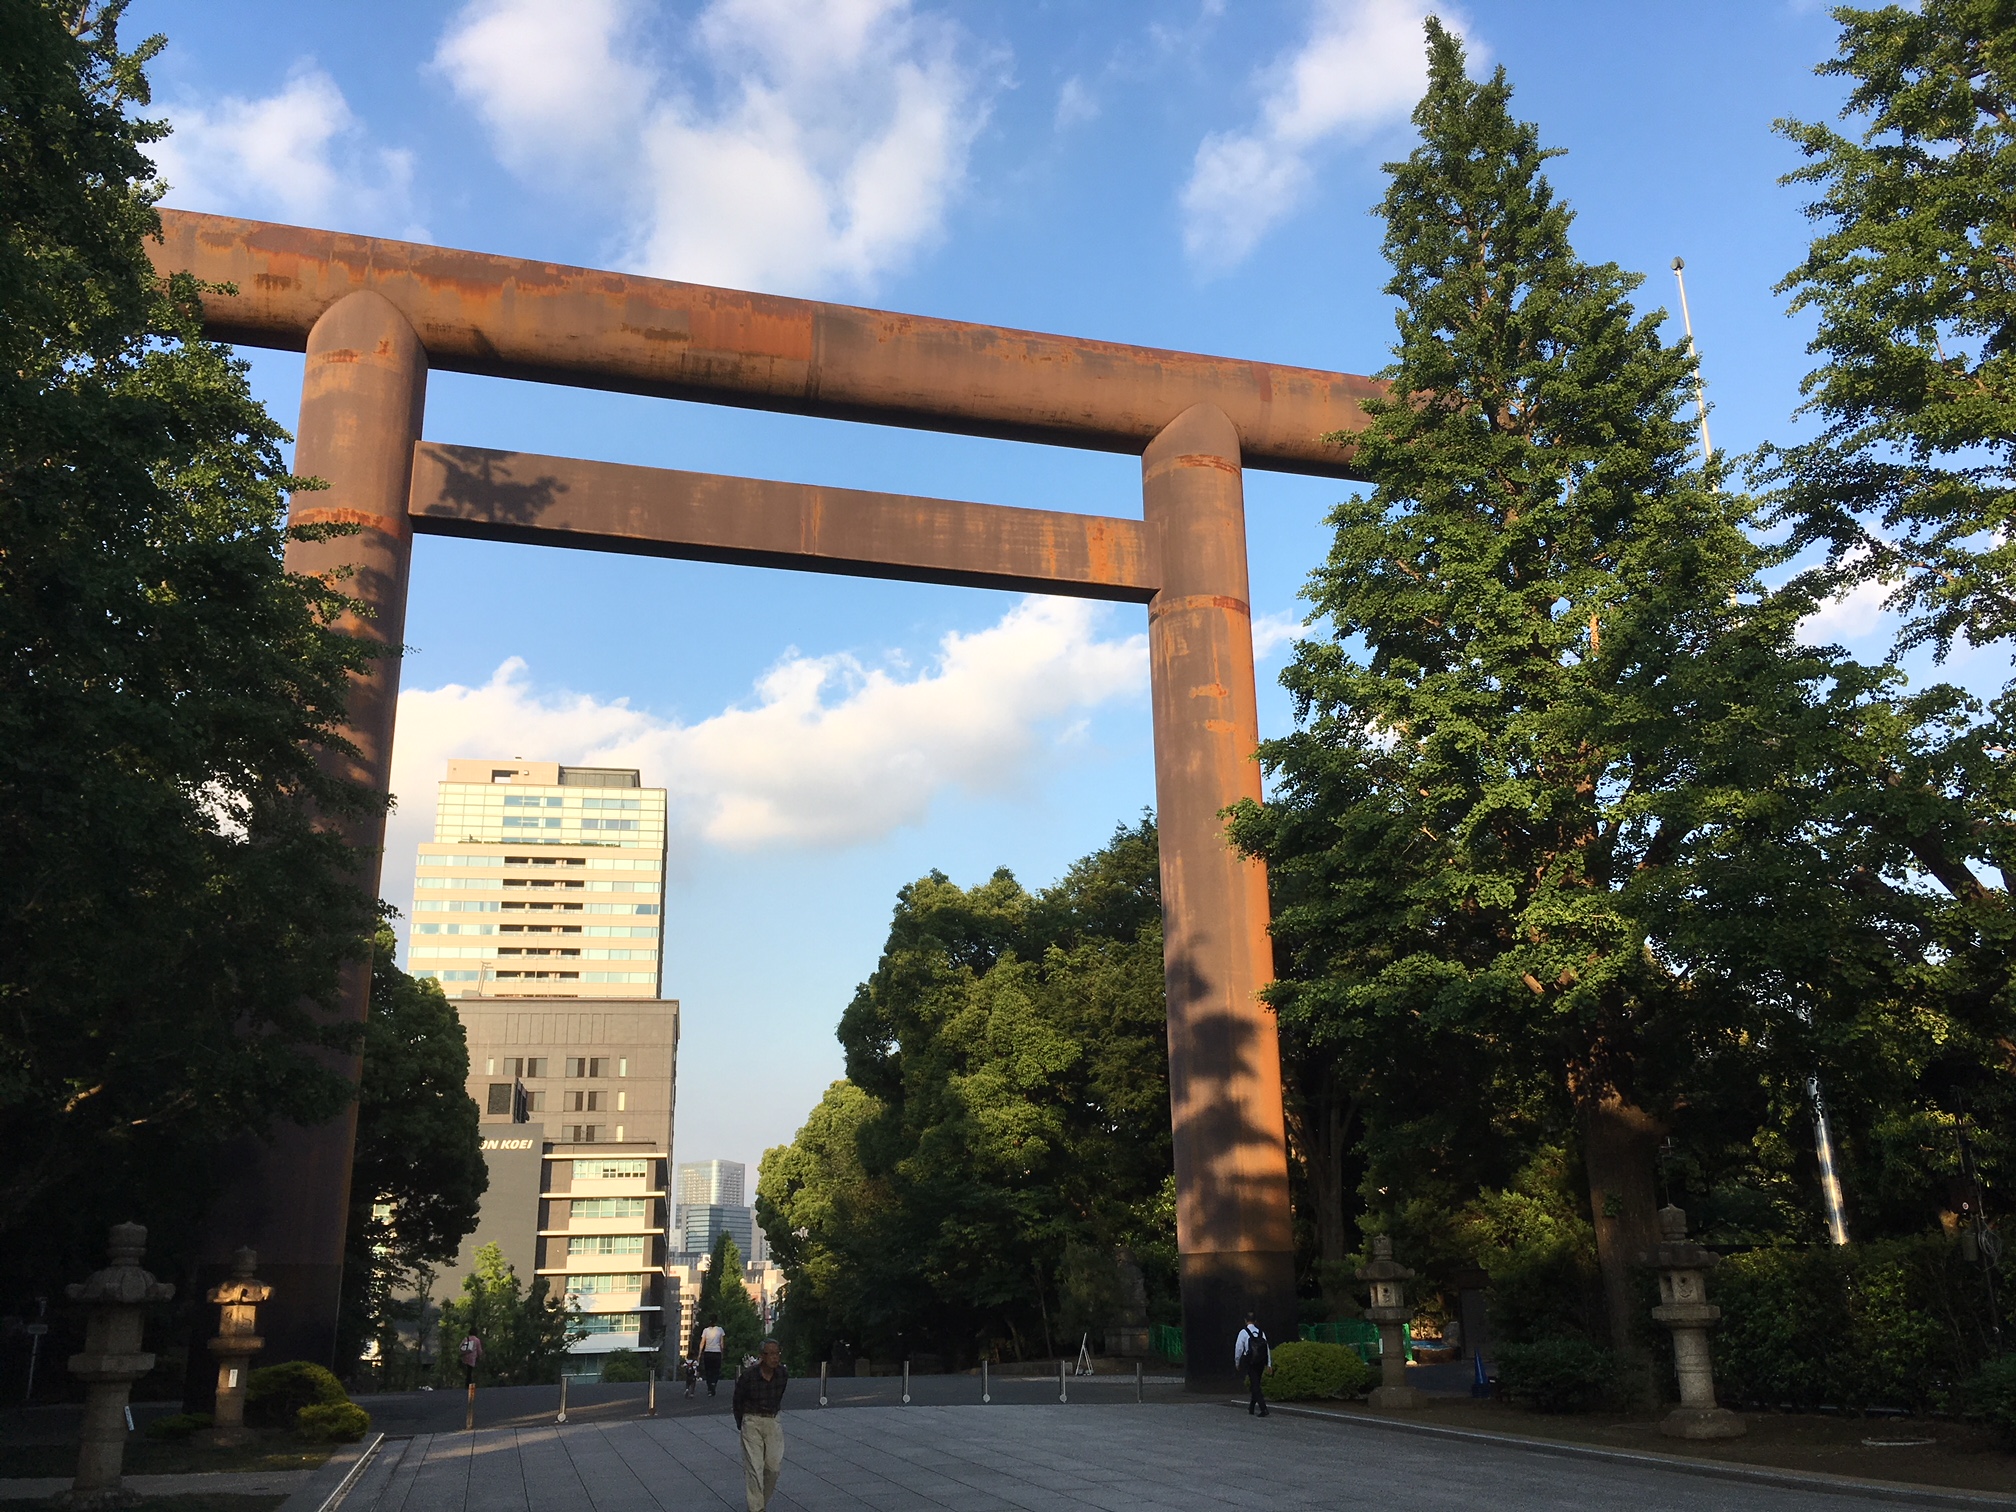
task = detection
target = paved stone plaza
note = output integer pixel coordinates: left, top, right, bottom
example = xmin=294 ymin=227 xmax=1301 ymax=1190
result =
xmin=328 ymin=1403 xmax=1960 ymax=1512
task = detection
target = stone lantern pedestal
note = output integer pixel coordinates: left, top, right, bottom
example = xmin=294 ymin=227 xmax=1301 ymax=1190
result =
xmin=1642 ymin=1205 xmax=1744 ymax=1440
xmin=64 ymin=1223 xmax=175 ymax=1508
xmin=206 ymin=1249 xmax=272 ymax=1446
xmin=1356 ymin=1236 xmax=1421 ymax=1411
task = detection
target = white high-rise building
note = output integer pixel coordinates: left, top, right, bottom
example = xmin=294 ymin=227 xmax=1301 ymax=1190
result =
xmin=676 ymin=1160 xmax=745 ymax=1208
xmin=408 ymin=759 xmax=666 ymax=999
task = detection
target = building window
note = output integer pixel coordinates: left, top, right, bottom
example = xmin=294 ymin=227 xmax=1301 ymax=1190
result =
xmin=525 ymin=1091 xmax=545 ymax=1112
xmin=565 ymin=1274 xmax=639 ymax=1295
xmin=572 ymin=1158 xmax=648 ymax=1180
xmin=570 ymin=1197 xmax=648 ymax=1219
xmin=573 ymin=1313 xmax=643 ymax=1334
xmin=564 ymin=1091 xmax=608 ymax=1112
xmin=565 ymin=1057 xmax=609 ymax=1078
xmin=565 ymin=1124 xmax=601 ymax=1142
xmin=566 ymin=1234 xmax=644 ymax=1255
xmin=616 ymin=1092 xmax=626 ymax=1111
xmin=486 ymin=1083 xmax=514 ymax=1115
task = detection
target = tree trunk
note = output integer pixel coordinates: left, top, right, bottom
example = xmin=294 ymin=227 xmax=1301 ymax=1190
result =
xmin=1579 ymin=1091 xmax=1663 ymax=1362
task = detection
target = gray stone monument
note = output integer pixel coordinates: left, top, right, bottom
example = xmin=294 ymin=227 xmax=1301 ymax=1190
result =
xmin=1357 ymin=1235 xmax=1422 ymax=1411
xmin=64 ymin=1223 xmax=174 ymax=1507
xmin=206 ymin=1248 xmax=271 ymax=1446
xmin=1642 ymin=1204 xmax=1744 ymax=1439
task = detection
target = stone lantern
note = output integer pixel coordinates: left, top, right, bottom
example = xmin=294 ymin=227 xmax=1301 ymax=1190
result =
xmin=1356 ymin=1235 xmax=1421 ymax=1410
xmin=65 ymin=1222 xmax=175 ymax=1507
xmin=206 ymin=1249 xmax=272 ymax=1446
xmin=1643 ymin=1204 xmax=1744 ymax=1439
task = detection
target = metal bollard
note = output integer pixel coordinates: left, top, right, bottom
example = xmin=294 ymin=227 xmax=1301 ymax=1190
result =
xmin=1058 ymin=1359 xmax=1067 ymax=1403
xmin=901 ymin=1359 xmax=911 ymax=1405
xmin=646 ymin=1359 xmax=657 ymax=1418
xmin=820 ymin=1361 xmax=829 ymax=1407
xmin=1135 ymin=1359 xmax=1143 ymax=1403
xmin=556 ymin=1371 xmax=570 ymax=1424
xmin=465 ymin=1379 xmax=477 ymax=1432
xmin=982 ymin=1359 xmax=990 ymax=1404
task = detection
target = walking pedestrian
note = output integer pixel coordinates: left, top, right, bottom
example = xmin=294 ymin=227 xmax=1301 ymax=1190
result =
xmin=1234 ymin=1313 xmax=1271 ymax=1417
xmin=733 ymin=1338 xmax=789 ymax=1512
xmin=683 ymin=1355 xmax=700 ymax=1398
xmin=699 ymin=1321 xmax=727 ymax=1395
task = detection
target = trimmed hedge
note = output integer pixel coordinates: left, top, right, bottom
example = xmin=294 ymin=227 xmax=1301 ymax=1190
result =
xmin=1262 ymin=1341 xmax=1375 ymax=1401
xmin=1710 ymin=1237 xmax=1984 ymax=1413
xmin=598 ymin=1349 xmax=652 ymax=1383
xmin=296 ymin=1402 xmax=372 ymax=1444
xmin=1971 ymin=1356 xmax=2016 ymax=1442
xmin=1495 ymin=1337 xmax=1618 ymax=1413
xmin=245 ymin=1362 xmax=348 ymax=1428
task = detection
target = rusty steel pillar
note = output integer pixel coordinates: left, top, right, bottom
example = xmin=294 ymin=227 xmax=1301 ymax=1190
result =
xmin=1142 ymin=402 xmax=1296 ymax=1391
xmin=193 ymin=291 xmax=426 ymax=1380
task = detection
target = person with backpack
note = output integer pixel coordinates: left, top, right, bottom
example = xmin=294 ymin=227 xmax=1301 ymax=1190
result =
xmin=1234 ymin=1314 xmax=1271 ymax=1416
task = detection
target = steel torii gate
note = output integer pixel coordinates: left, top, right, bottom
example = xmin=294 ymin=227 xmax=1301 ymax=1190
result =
xmin=149 ymin=210 xmax=1378 ymax=1389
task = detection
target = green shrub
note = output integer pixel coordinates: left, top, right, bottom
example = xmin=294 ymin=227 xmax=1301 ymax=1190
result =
xmin=1970 ymin=1356 xmax=2016 ymax=1442
xmin=295 ymin=1402 xmax=371 ymax=1444
xmin=598 ymin=1349 xmax=651 ymax=1383
xmin=1261 ymin=1341 xmax=1375 ymax=1401
xmin=245 ymin=1361 xmax=347 ymax=1428
xmin=1712 ymin=1237 xmax=1976 ymax=1413
xmin=1495 ymin=1337 xmax=1618 ymax=1413
xmin=143 ymin=1412 xmax=211 ymax=1440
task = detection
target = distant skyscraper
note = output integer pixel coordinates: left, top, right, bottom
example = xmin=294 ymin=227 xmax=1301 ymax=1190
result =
xmin=682 ymin=1203 xmax=755 ymax=1259
xmin=676 ymin=1160 xmax=745 ymax=1208
xmin=408 ymin=759 xmax=667 ymax=998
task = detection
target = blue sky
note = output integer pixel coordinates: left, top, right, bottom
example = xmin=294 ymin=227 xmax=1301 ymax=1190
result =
xmin=136 ymin=0 xmax=1964 ymax=1183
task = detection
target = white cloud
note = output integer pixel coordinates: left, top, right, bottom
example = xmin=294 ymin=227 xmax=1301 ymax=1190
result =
xmin=434 ymin=0 xmax=996 ymax=295
xmin=431 ymin=0 xmax=654 ymax=177
xmin=1252 ymin=609 xmax=1313 ymax=659
xmin=153 ymin=66 xmax=420 ymax=236
xmin=1797 ymin=576 xmax=1893 ymax=646
xmin=1055 ymin=76 xmax=1099 ymax=130
xmin=1180 ymin=0 xmax=1449 ymax=271
xmin=381 ymin=597 xmax=1145 ymax=922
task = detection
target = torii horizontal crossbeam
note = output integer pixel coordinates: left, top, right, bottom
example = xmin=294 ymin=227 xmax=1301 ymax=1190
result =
xmin=408 ymin=443 xmax=1157 ymax=601
xmin=148 ymin=210 xmax=1379 ymax=479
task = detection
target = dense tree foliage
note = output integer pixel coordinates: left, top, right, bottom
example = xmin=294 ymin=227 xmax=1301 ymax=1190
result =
xmin=335 ymin=929 xmax=486 ymax=1373
xmin=1765 ymin=0 xmax=2016 ymax=660
xmin=758 ymin=820 xmax=1173 ymax=1368
xmin=1224 ymin=19 xmax=1983 ymax=1359
xmin=0 ymin=0 xmax=380 ymax=1298
xmin=1757 ymin=0 xmax=2016 ymax=1248
xmin=438 ymin=1242 xmax=577 ymax=1386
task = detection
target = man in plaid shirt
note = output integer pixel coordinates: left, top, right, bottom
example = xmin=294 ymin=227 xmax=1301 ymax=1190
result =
xmin=732 ymin=1339 xmax=790 ymax=1511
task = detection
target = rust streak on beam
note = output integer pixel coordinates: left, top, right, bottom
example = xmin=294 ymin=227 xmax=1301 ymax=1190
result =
xmin=152 ymin=210 xmax=1379 ymax=480
xmin=408 ymin=443 xmax=1159 ymax=602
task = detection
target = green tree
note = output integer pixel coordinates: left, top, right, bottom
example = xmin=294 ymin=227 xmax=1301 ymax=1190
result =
xmin=692 ymin=1232 xmax=764 ymax=1360
xmin=439 ymin=1242 xmax=578 ymax=1385
xmin=0 ymin=0 xmax=380 ymax=1296
xmin=1759 ymin=0 xmax=2016 ymax=1234
xmin=1764 ymin=0 xmax=2016 ymax=660
xmin=1227 ymin=20 xmax=1916 ymax=1357
xmin=335 ymin=928 xmax=487 ymax=1374
xmin=759 ymin=819 xmax=1174 ymax=1367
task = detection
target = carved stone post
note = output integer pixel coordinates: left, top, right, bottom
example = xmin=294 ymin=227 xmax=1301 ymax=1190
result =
xmin=206 ymin=1249 xmax=271 ymax=1445
xmin=65 ymin=1223 xmax=174 ymax=1507
xmin=1643 ymin=1204 xmax=1744 ymax=1439
xmin=1357 ymin=1236 xmax=1421 ymax=1411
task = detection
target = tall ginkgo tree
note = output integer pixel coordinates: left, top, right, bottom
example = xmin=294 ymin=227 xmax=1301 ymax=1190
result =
xmin=1231 ymin=18 xmax=1899 ymax=1361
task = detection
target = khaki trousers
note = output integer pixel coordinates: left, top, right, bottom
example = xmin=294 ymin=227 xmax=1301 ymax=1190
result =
xmin=739 ymin=1414 xmax=784 ymax=1511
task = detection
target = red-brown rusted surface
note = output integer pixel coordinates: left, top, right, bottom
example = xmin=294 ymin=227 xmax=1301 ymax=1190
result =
xmin=193 ymin=290 xmax=426 ymax=1379
xmin=408 ymin=443 xmax=1157 ymax=601
xmin=149 ymin=210 xmax=1380 ymax=478
xmin=1142 ymin=403 xmax=1297 ymax=1389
